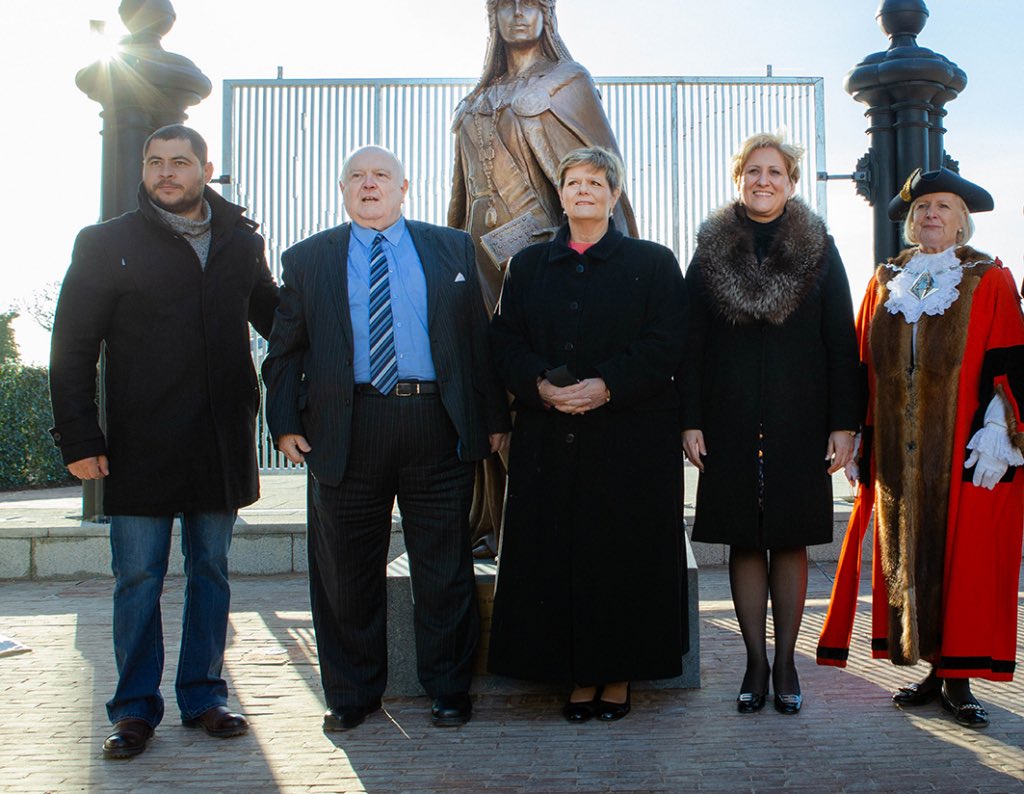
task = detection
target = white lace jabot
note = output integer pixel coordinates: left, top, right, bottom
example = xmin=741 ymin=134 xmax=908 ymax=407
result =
xmin=884 ymin=246 xmax=963 ymax=324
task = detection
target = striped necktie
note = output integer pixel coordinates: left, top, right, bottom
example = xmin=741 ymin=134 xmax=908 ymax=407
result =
xmin=368 ymin=232 xmax=399 ymax=394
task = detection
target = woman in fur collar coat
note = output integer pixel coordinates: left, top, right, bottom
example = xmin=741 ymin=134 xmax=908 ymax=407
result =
xmin=681 ymin=132 xmax=861 ymax=715
xmin=818 ymin=168 xmax=1024 ymax=729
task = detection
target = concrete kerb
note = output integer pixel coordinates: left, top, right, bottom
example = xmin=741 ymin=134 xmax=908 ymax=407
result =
xmin=0 ymin=468 xmax=863 ymax=580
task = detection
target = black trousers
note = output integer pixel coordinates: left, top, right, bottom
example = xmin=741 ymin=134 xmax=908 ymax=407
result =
xmin=307 ymin=391 xmax=478 ymax=709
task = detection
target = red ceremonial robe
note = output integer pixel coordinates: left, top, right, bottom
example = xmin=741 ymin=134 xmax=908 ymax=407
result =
xmin=818 ymin=248 xmax=1024 ymax=682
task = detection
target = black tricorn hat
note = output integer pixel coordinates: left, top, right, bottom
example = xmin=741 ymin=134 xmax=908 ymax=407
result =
xmin=888 ymin=167 xmax=994 ymax=221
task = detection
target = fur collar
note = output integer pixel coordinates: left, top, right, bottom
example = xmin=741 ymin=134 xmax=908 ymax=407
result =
xmin=692 ymin=198 xmax=827 ymax=325
xmin=870 ymin=246 xmax=997 ymax=664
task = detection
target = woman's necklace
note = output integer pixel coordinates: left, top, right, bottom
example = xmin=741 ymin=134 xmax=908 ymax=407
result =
xmin=883 ymin=247 xmax=978 ymax=302
xmin=471 ymin=78 xmax=513 ymax=229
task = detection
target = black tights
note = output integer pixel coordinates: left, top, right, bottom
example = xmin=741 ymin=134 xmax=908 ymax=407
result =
xmin=917 ymin=664 xmax=975 ymax=702
xmin=729 ymin=546 xmax=807 ymax=695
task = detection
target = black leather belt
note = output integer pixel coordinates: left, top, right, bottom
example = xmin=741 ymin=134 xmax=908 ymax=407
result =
xmin=355 ymin=381 xmax=439 ymax=397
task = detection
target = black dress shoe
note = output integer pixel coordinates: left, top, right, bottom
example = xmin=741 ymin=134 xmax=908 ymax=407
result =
xmin=736 ymin=692 xmax=766 ymax=714
xmin=773 ymin=693 xmax=802 ymax=714
xmin=562 ymin=691 xmax=597 ymax=723
xmin=103 ymin=719 xmax=154 ymax=759
xmin=595 ymin=684 xmax=631 ymax=722
xmin=892 ymin=677 xmax=942 ymax=707
xmin=182 ymin=705 xmax=249 ymax=738
xmin=941 ymin=689 xmax=989 ymax=728
xmin=323 ymin=700 xmax=381 ymax=732
xmin=432 ymin=692 xmax=472 ymax=727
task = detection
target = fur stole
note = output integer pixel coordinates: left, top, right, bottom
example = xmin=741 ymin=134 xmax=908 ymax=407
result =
xmin=692 ymin=198 xmax=827 ymax=325
xmin=870 ymin=245 xmax=996 ymax=664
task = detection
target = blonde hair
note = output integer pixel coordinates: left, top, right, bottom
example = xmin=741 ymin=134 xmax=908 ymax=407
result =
xmin=903 ymin=193 xmax=975 ymax=246
xmin=731 ymin=132 xmax=804 ymax=187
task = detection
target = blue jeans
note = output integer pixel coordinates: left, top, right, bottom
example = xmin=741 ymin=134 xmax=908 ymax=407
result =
xmin=106 ymin=511 xmax=236 ymax=727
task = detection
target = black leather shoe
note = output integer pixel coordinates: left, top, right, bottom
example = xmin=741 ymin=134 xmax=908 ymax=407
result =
xmin=736 ymin=692 xmax=766 ymax=713
xmin=892 ymin=677 xmax=941 ymax=707
xmin=102 ymin=719 xmax=154 ymax=759
xmin=941 ymin=689 xmax=989 ymax=728
xmin=595 ymin=684 xmax=631 ymax=722
xmin=773 ymin=693 xmax=802 ymax=714
xmin=323 ymin=700 xmax=381 ymax=732
xmin=182 ymin=705 xmax=249 ymax=738
xmin=432 ymin=693 xmax=472 ymax=727
xmin=562 ymin=690 xmax=597 ymax=723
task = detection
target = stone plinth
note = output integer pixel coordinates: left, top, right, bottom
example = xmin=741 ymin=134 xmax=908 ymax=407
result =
xmin=384 ymin=534 xmax=701 ymax=696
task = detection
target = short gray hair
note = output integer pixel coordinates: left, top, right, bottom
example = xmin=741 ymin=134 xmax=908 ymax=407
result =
xmin=556 ymin=146 xmax=625 ymax=193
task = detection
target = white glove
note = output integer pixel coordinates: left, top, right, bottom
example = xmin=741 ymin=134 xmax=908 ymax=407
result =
xmin=964 ymin=393 xmax=1024 ymax=490
xmin=964 ymin=447 xmax=1008 ymax=490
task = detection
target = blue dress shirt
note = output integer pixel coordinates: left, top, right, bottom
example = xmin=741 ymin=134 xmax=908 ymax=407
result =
xmin=348 ymin=218 xmax=436 ymax=383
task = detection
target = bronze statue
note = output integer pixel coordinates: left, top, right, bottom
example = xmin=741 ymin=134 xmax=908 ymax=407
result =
xmin=449 ymin=0 xmax=637 ymax=557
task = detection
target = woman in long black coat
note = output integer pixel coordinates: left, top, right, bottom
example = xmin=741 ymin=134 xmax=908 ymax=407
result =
xmin=681 ymin=132 xmax=860 ymax=715
xmin=488 ymin=146 xmax=688 ymax=722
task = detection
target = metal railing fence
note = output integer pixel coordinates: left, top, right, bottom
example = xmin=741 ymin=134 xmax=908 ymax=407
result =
xmin=223 ymin=75 xmax=826 ymax=470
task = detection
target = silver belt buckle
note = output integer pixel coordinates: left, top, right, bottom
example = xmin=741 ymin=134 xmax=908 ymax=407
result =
xmin=395 ymin=382 xmax=417 ymax=397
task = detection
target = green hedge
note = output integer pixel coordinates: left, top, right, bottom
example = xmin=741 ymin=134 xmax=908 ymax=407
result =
xmin=0 ymin=363 xmax=73 ymax=489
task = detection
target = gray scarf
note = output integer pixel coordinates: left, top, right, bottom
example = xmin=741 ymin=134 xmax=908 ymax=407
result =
xmin=154 ymin=199 xmax=213 ymax=269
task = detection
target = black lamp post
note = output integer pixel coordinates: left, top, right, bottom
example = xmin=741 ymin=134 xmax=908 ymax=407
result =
xmin=74 ymin=0 xmax=211 ymax=520
xmin=846 ymin=0 xmax=966 ymax=265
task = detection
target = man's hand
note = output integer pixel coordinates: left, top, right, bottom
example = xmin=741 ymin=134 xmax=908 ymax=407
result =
xmin=278 ymin=434 xmax=312 ymax=465
xmin=489 ymin=433 xmax=510 ymax=454
xmin=68 ymin=455 xmax=109 ymax=480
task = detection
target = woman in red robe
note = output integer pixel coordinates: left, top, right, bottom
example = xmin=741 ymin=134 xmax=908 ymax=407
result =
xmin=817 ymin=168 xmax=1024 ymax=729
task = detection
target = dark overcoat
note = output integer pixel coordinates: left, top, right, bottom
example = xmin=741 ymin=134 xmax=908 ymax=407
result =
xmin=487 ymin=223 xmax=688 ymax=684
xmin=681 ymin=200 xmax=860 ymax=549
xmin=49 ymin=185 xmax=278 ymax=516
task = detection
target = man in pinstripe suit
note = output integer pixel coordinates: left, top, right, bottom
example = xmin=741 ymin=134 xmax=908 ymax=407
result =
xmin=262 ymin=146 xmax=510 ymax=731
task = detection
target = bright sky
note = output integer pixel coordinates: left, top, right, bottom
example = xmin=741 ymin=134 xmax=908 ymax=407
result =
xmin=3 ymin=0 xmax=1022 ymax=364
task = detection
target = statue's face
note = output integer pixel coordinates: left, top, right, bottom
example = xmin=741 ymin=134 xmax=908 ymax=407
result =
xmin=497 ymin=0 xmax=544 ymax=46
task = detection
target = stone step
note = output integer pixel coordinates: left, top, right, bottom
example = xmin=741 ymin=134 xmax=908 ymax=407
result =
xmin=0 ymin=509 xmax=860 ymax=580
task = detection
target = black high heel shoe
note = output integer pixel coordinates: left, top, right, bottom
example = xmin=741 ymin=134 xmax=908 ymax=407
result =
xmin=773 ymin=693 xmax=802 ymax=715
xmin=595 ymin=683 xmax=631 ymax=722
xmin=737 ymin=667 xmax=770 ymax=714
xmin=736 ymin=691 xmax=767 ymax=713
xmin=771 ymin=665 xmax=801 ymax=714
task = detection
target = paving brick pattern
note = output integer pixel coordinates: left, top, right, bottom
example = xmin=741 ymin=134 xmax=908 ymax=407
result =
xmin=1 ymin=564 xmax=1022 ymax=793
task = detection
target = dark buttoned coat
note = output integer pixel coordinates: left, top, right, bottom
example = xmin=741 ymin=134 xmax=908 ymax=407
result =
xmin=487 ymin=223 xmax=688 ymax=684
xmin=49 ymin=186 xmax=278 ymax=516
xmin=680 ymin=200 xmax=861 ymax=549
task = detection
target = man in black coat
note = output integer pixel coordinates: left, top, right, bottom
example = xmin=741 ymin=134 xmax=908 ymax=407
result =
xmin=262 ymin=145 xmax=510 ymax=731
xmin=49 ymin=125 xmax=278 ymax=759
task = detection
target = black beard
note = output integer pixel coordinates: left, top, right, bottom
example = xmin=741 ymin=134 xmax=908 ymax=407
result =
xmin=147 ymin=185 xmax=205 ymax=217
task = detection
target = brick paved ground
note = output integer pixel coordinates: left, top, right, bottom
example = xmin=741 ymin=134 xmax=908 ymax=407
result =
xmin=1 ymin=562 xmax=1022 ymax=793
